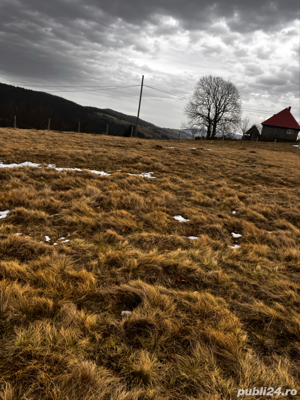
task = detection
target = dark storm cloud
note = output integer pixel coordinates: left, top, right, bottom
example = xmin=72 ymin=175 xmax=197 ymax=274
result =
xmin=1 ymin=0 xmax=298 ymax=35
xmin=0 ymin=0 xmax=299 ymax=126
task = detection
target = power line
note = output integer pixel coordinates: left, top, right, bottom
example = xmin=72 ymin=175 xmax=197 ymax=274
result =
xmin=0 ymin=80 xmax=297 ymax=117
xmin=144 ymin=85 xmax=285 ymax=115
xmin=144 ymin=84 xmax=192 ymax=99
xmin=0 ymin=85 xmax=140 ymax=94
xmin=13 ymin=84 xmax=137 ymax=88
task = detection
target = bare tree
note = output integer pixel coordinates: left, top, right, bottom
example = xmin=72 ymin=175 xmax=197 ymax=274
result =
xmin=182 ymin=75 xmax=241 ymax=139
xmin=240 ymin=116 xmax=251 ymax=135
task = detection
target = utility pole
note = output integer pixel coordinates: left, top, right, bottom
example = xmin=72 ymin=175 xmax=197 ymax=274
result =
xmin=135 ymin=75 xmax=144 ymax=137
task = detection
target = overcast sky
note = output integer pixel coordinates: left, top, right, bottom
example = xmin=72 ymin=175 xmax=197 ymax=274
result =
xmin=0 ymin=0 xmax=299 ymax=129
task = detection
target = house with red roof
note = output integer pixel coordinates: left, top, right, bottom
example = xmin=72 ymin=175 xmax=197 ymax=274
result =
xmin=261 ymin=107 xmax=300 ymax=142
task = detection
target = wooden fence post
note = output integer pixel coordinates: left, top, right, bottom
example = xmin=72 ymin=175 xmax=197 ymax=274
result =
xmin=48 ymin=119 xmax=50 ymax=131
xmin=14 ymin=115 xmax=16 ymax=128
xmin=131 ymin=126 xmax=133 ymax=137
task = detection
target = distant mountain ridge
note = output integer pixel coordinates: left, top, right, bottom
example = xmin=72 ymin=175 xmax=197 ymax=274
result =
xmin=0 ymin=83 xmax=192 ymax=140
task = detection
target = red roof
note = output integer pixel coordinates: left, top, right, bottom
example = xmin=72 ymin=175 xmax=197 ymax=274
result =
xmin=262 ymin=107 xmax=300 ymax=130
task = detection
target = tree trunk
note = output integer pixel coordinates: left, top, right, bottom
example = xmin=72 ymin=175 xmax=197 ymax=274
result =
xmin=212 ymin=119 xmax=217 ymax=139
xmin=207 ymin=122 xmax=211 ymax=139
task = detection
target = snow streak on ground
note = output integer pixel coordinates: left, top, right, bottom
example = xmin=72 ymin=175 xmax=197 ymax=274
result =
xmin=0 ymin=161 xmax=155 ymax=178
xmin=0 ymin=161 xmax=40 ymax=169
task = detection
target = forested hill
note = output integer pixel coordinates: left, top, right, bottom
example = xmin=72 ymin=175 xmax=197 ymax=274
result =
xmin=0 ymin=83 xmax=191 ymax=140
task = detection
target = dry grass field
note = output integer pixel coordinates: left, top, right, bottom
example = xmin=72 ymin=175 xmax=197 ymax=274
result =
xmin=0 ymin=127 xmax=300 ymax=400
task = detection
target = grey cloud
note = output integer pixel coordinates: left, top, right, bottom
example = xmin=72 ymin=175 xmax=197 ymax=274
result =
xmin=1 ymin=0 xmax=299 ymax=34
xmin=244 ymin=64 xmax=264 ymax=76
xmin=282 ymin=28 xmax=298 ymax=36
xmin=233 ymin=48 xmax=248 ymax=58
xmin=201 ymin=43 xmax=224 ymax=56
xmin=131 ymin=43 xmax=151 ymax=53
xmin=255 ymin=47 xmax=274 ymax=60
xmin=257 ymin=76 xmax=287 ymax=86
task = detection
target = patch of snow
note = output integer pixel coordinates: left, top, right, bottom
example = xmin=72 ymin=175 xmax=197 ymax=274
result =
xmin=166 ymin=147 xmax=176 ymax=149
xmin=48 ymin=165 xmax=82 ymax=172
xmin=117 ymin=169 xmax=121 ymax=171
xmin=267 ymin=231 xmax=273 ymax=233
xmin=231 ymin=232 xmax=242 ymax=238
xmin=60 ymin=239 xmax=69 ymax=243
xmin=16 ymin=233 xmax=22 ymax=235
xmin=0 ymin=210 xmax=10 ymax=219
xmin=44 ymin=236 xmax=51 ymax=242
xmin=51 ymin=214 xmax=59 ymax=217
xmin=293 ymin=145 xmax=299 ymax=148
xmin=229 ymin=245 xmax=241 ymax=249
xmin=48 ymin=164 xmax=111 ymax=175
xmin=204 ymin=148 xmax=211 ymax=151
xmin=128 ymin=172 xmax=155 ymax=179
xmin=88 ymin=170 xmax=111 ymax=176
xmin=0 ymin=161 xmax=40 ymax=169
xmin=57 ymin=237 xmax=65 ymax=241
xmin=53 ymin=243 xmax=58 ymax=245
xmin=189 ymin=147 xmax=197 ymax=150
xmin=232 ymin=211 xmax=236 ymax=214
xmin=121 ymin=311 xmax=132 ymax=316
xmin=186 ymin=236 xmax=199 ymax=240
xmin=0 ymin=160 xmax=113 ymax=177
xmin=140 ymin=172 xmax=155 ymax=179
xmin=173 ymin=215 xmax=190 ymax=222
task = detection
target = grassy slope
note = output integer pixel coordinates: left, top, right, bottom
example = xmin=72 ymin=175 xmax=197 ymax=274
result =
xmin=0 ymin=128 xmax=300 ymax=400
